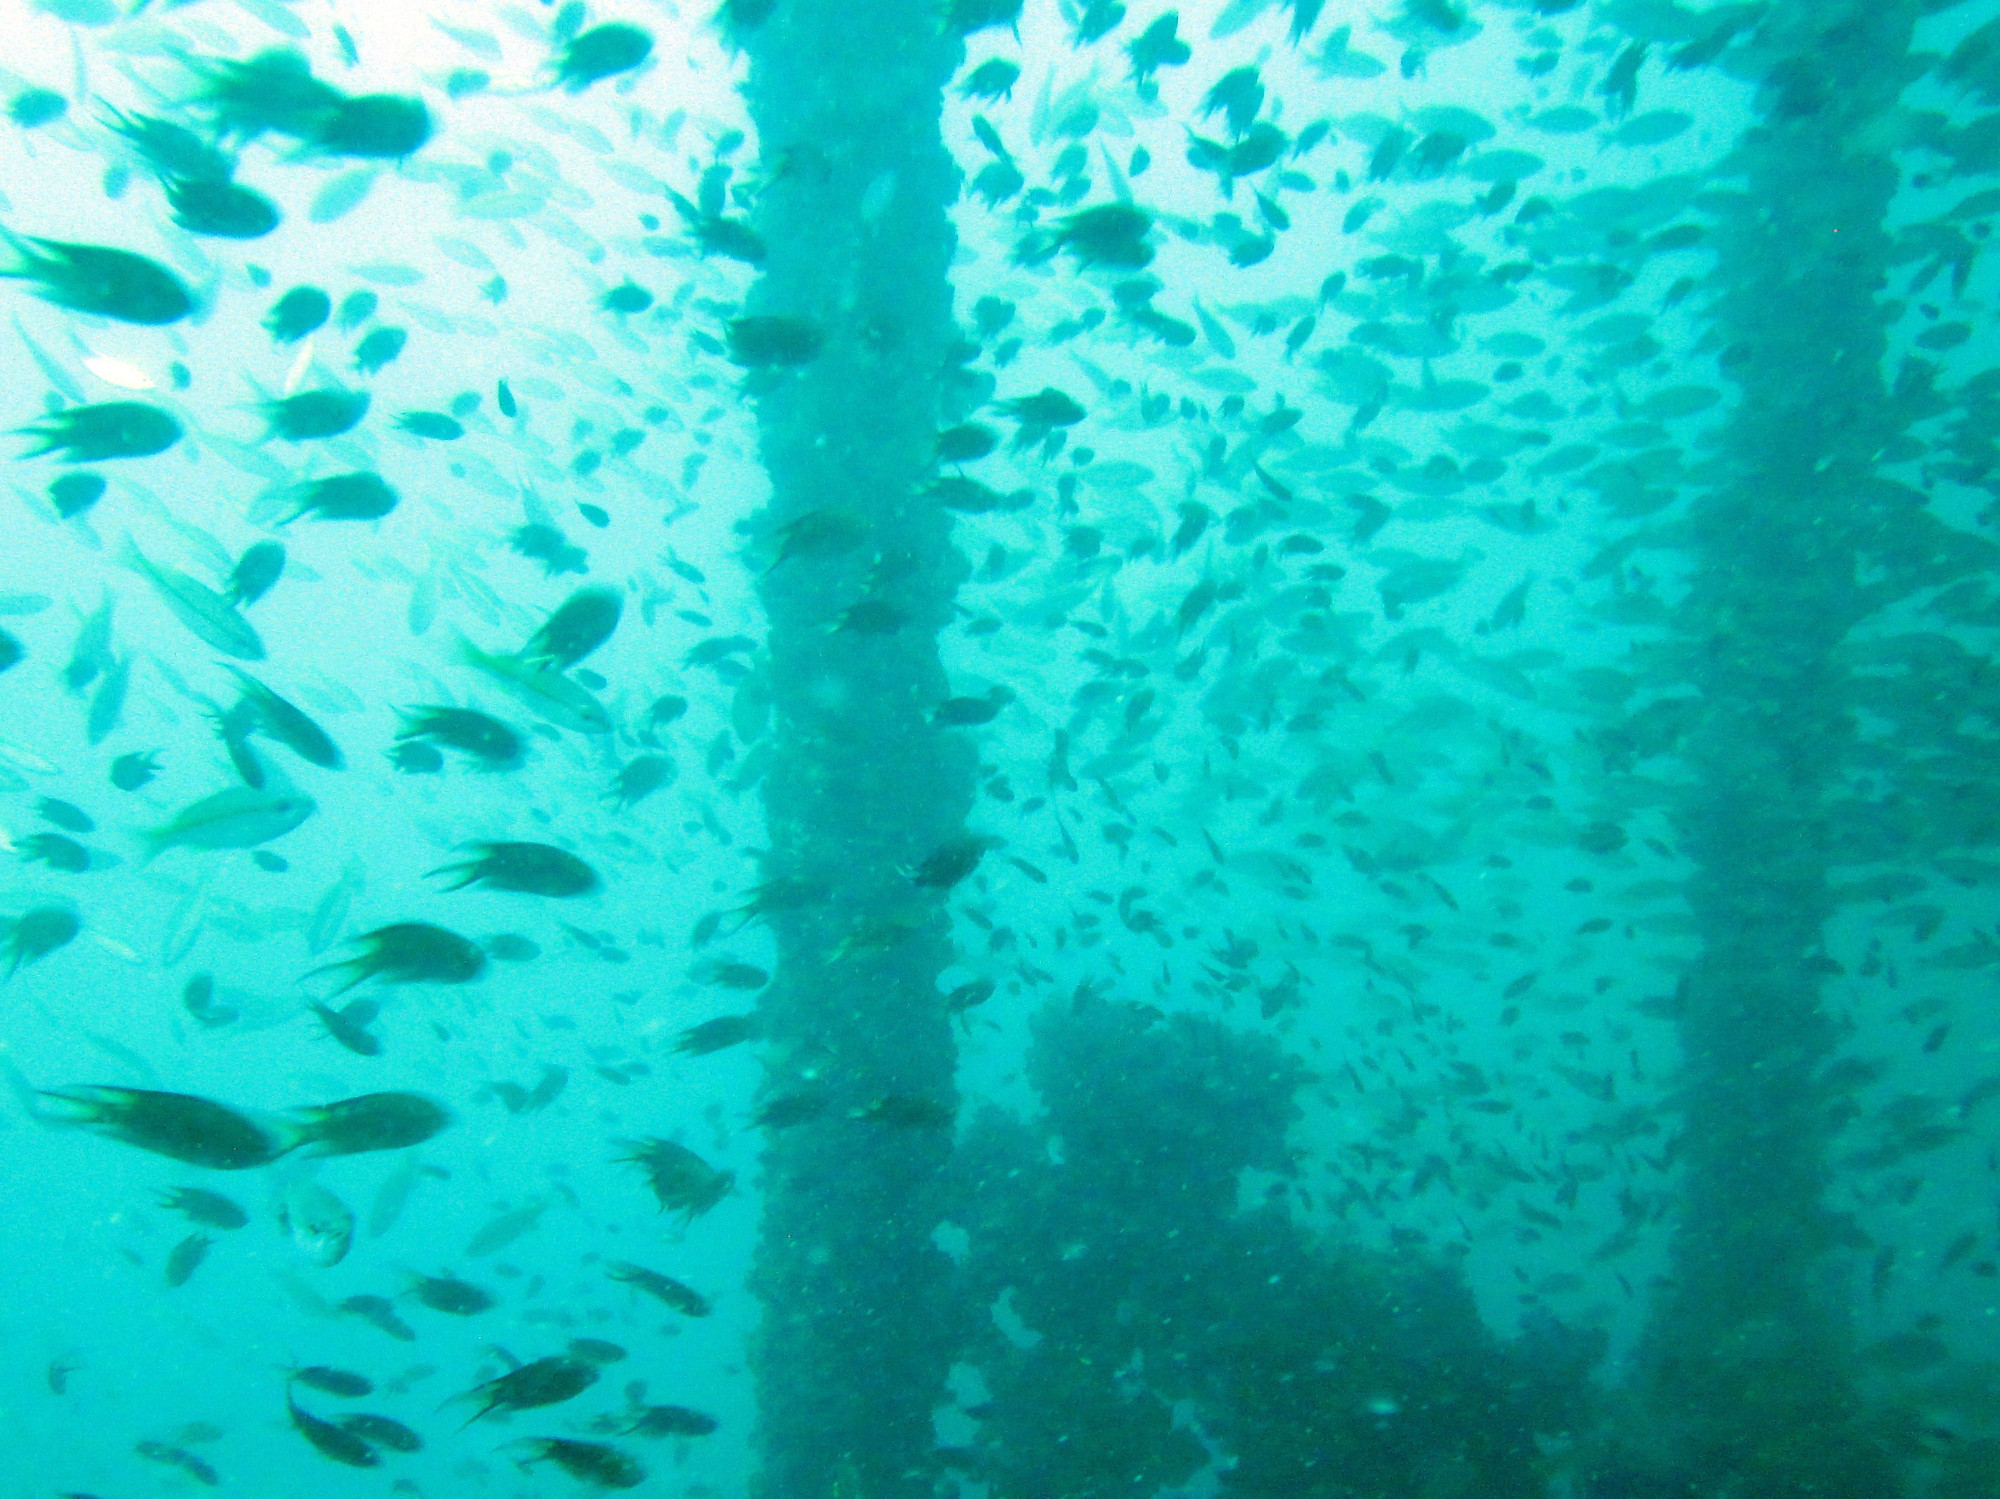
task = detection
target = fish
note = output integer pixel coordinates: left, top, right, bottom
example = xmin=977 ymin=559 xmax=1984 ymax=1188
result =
xmin=521 ymin=586 xmax=622 ymax=668
xmin=279 ymin=1177 xmax=355 ymax=1266
xmin=262 ymin=386 xmax=369 ymax=441
xmin=141 ymin=785 xmax=316 ymax=858
xmin=396 ymin=705 xmax=525 ymax=771
xmin=615 ymin=1138 xmax=733 ymax=1223
xmin=2 ymin=233 xmax=193 ymax=324
xmin=286 ymin=1386 xmax=378 ymax=1467
xmin=164 ymin=1231 xmax=211 ymax=1287
xmin=82 ymin=353 xmax=157 ymax=391
xmin=36 ymin=798 xmax=94 ymax=833
xmin=19 ymin=399 xmax=181 ymax=460
xmin=429 ymin=841 xmax=599 ymax=897
xmin=337 ymin=1412 xmax=422 ymax=1453
xmin=457 ymin=637 xmax=612 ymax=735
xmin=514 ymin=1436 xmax=643 ymax=1488
xmin=49 ymin=471 xmax=106 ymax=519
xmin=606 ymin=1262 xmax=710 ymax=1317
xmin=165 ymin=176 xmax=281 ymax=238
xmin=63 ymin=593 xmax=115 ymax=692
xmin=622 ymin=1403 xmax=718 ymax=1438
xmin=110 ymin=749 xmax=162 ymax=790
xmin=31 ymin=1085 xmax=299 ymax=1168
xmin=675 ymin=1012 xmax=762 ymax=1055
xmin=306 ymin=862 xmax=364 ymax=955
xmin=484 ymin=1064 xmax=569 ymax=1113
xmin=121 ymin=540 xmax=265 ymax=659
xmin=85 ymin=657 xmax=130 ymax=744
xmin=395 ymin=409 xmax=463 ymax=440
xmin=290 ymin=1365 xmax=373 ymax=1398
xmin=135 ymin=1440 xmax=219 ymax=1486
xmin=308 ymin=999 xmax=381 ymax=1056
xmin=225 ymin=668 xmax=342 ymax=770
xmin=159 ymin=1186 xmax=248 ymax=1230
xmin=265 ymin=285 xmax=330 ymax=341
xmin=227 ymin=541 xmax=287 ymax=606
xmin=339 ymin=1295 xmax=416 ymax=1343
xmin=452 ymin=1355 xmax=598 ymax=1425
xmin=291 ymin=1092 xmax=452 ymax=1155
xmin=465 ymin=1196 xmax=550 ymax=1257
xmin=409 ymin=1271 xmax=495 ymax=1315
xmin=307 ymin=926 xmax=485 ymax=994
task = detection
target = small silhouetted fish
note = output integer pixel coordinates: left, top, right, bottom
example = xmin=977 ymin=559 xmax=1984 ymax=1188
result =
xmin=35 ymin=1084 xmax=292 ymax=1167
xmin=338 ymin=1412 xmax=422 ymax=1452
xmin=135 ymin=1440 xmax=219 ymax=1486
xmin=309 ymin=999 xmax=381 ymax=1056
xmin=160 ymin=1186 xmax=248 ymax=1230
xmin=395 ymin=410 xmax=463 ymax=440
xmin=606 ymin=1262 xmax=710 ymax=1317
xmin=165 ymin=1231 xmax=211 ymax=1287
xmin=486 ymin=1064 xmax=568 ymax=1114
xmin=623 ymin=1403 xmax=718 ymax=1438
xmin=287 ymin=1387 xmax=378 ymax=1467
xmin=111 ymin=749 xmax=162 ymax=790
xmin=279 ymin=1178 xmax=354 ymax=1266
xmin=465 ymin=1196 xmax=549 ymax=1256
xmin=265 ymin=286 xmax=330 ymax=342
xmin=353 ymin=325 xmax=407 ymax=375
xmin=934 ymin=687 xmax=1014 ymax=725
xmin=180 ymin=973 xmax=238 ymax=1028
xmin=18 ymin=832 xmax=90 ymax=872
xmin=36 ymin=797 xmax=95 ymax=832
xmin=292 ymin=1091 xmax=452 ymax=1155
xmin=453 ymin=1354 xmax=598 ymax=1425
xmin=49 ymin=471 xmax=106 ymax=518
xmin=409 ymin=1272 xmax=494 ymax=1315
xmin=292 ymin=1365 xmax=373 ymax=1398
xmin=674 ymin=1014 xmax=761 ymax=1055
xmin=516 ymin=1436 xmax=644 ymax=1488
xmin=11 ymin=88 xmax=68 ymax=128
xmin=339 ymin=1294 xmax=416 ymax=1342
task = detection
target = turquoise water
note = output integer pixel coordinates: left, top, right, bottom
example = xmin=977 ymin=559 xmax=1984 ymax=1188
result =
xmin=0 ymin=1 xmax=1996 ymax=1496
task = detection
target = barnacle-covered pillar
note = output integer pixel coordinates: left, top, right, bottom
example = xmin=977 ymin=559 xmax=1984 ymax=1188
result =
xmin=1626 ymin=4 xmax=1925 ymax=1492
xmin=737 ymin=6 xmax=971 ymax=1499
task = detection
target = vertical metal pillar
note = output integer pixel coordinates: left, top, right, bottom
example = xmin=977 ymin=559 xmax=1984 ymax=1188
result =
xmin=1636 ymin=6 xmax=1925 ymax=1491
xmin=738 ymin=8 xmax=970 ymax=1499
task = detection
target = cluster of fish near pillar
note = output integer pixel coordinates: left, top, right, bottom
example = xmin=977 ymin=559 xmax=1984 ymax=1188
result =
xmin=737 ymin=4 xmax=974 ymax=1499
xmin=1628 ymin=3 xmax=1933 ymax=1491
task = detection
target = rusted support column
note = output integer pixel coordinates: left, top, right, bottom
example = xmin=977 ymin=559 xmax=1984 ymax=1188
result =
xmin=737 ymin=7 xmax=970 ymax=1499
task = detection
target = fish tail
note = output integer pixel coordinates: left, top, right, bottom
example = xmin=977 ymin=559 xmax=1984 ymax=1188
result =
xmin=0 ymin=1050 xmax=53 ymax=1124
xmin=300 ymin=957 xmax=361 ymax=996
xmin=0 ymin=224 xmax=33 ymax=279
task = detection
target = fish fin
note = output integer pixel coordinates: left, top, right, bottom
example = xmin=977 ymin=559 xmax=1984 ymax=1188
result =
xmin=425 ymin=860 xmax=478 ymax=892
xmin=299 ymin=957 xmax=362 ymax=996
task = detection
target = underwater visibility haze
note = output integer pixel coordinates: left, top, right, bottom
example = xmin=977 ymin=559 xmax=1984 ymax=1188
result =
xmin=1 ymin=0 xmax=1999 ymax=1496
